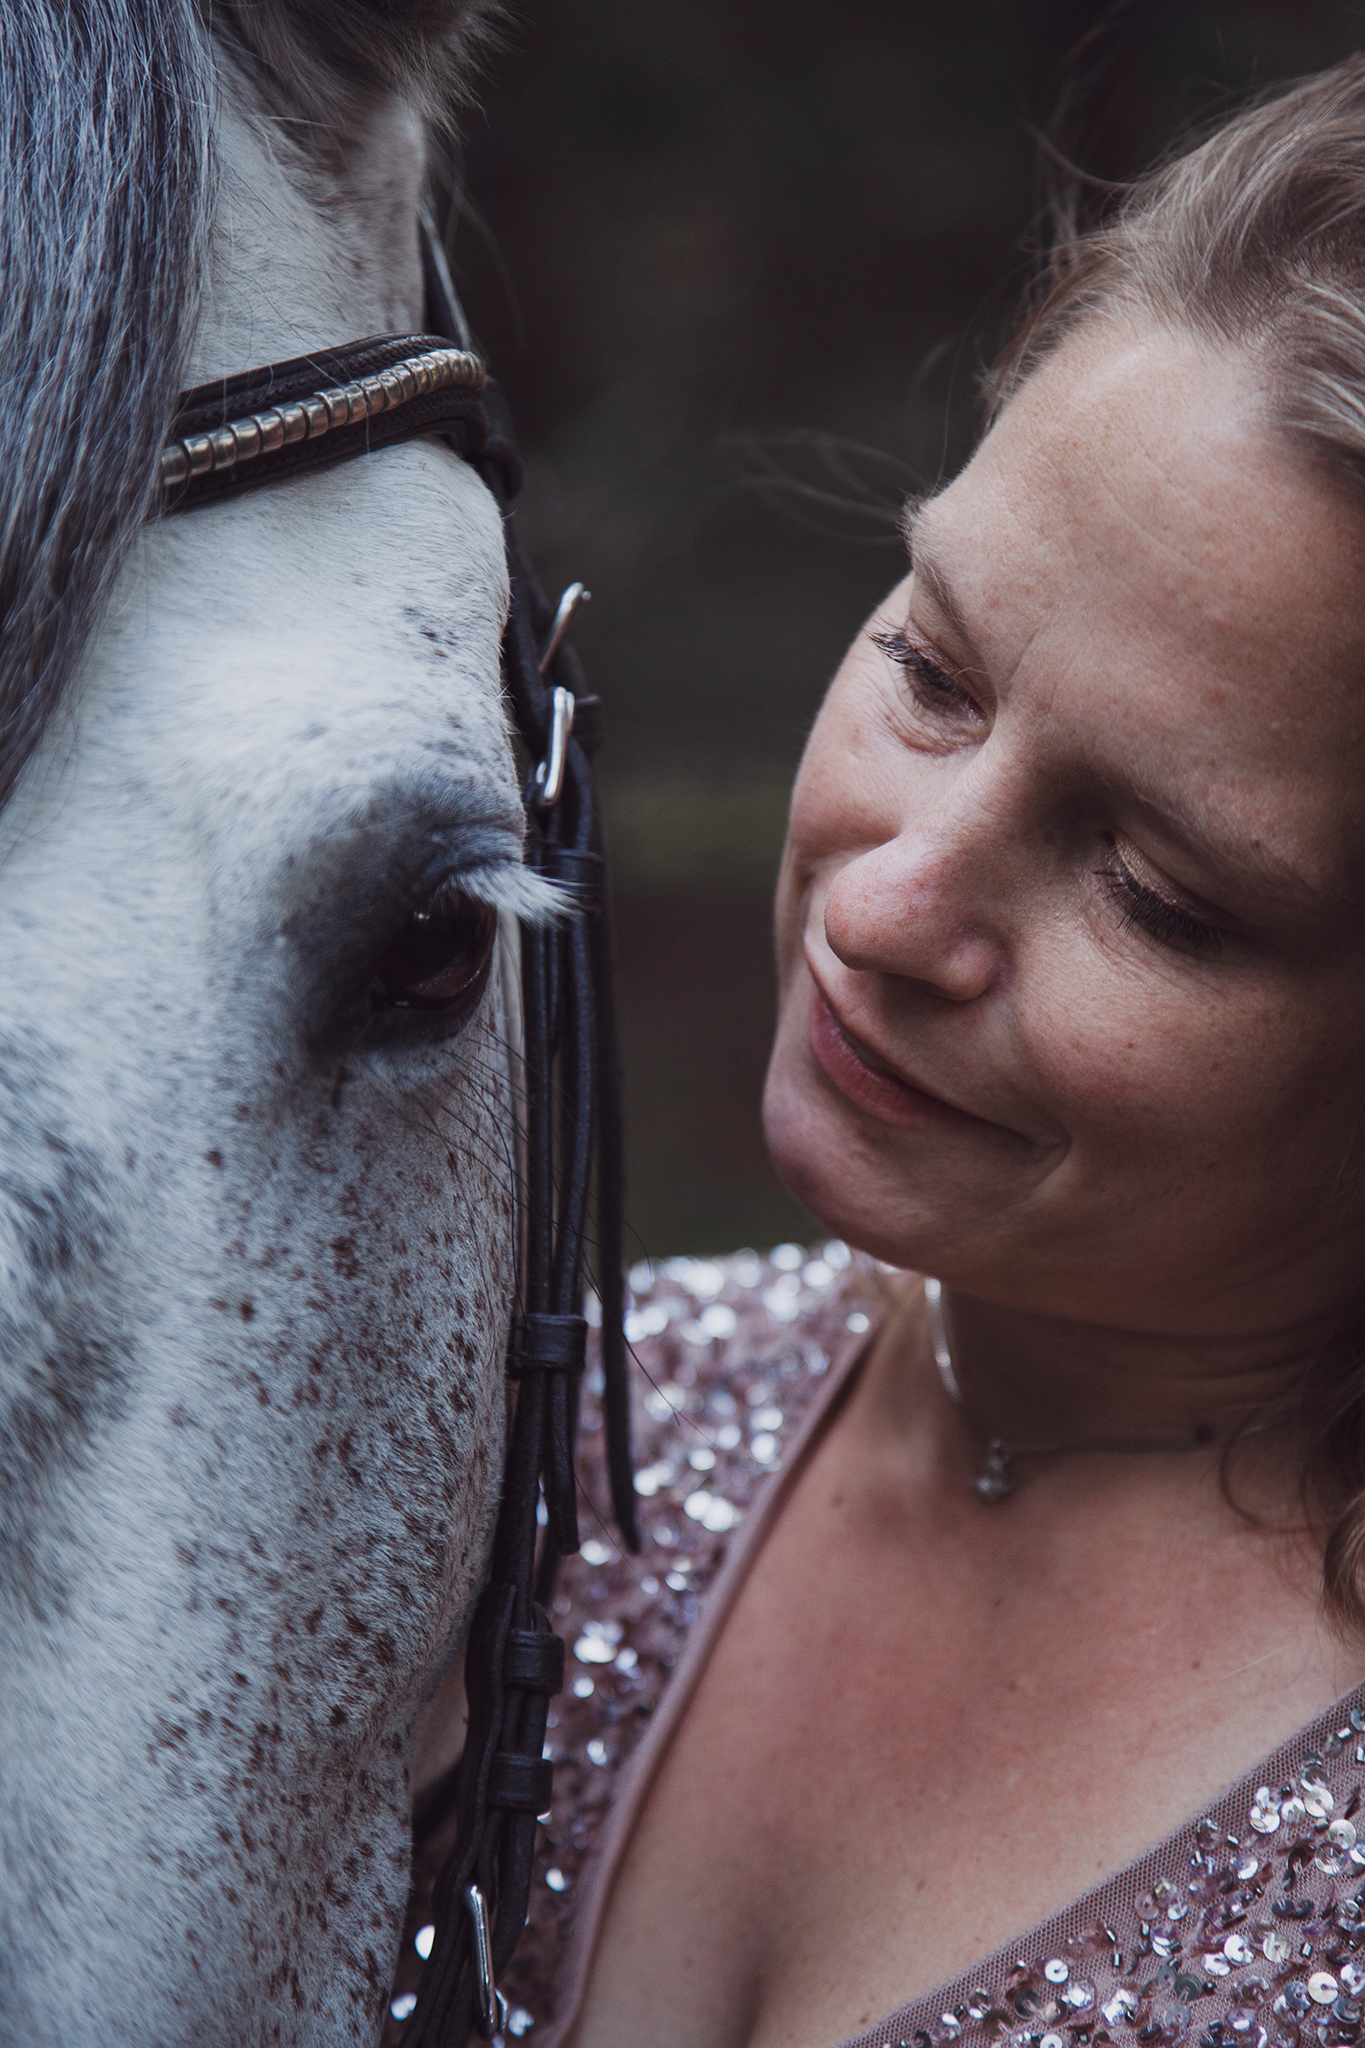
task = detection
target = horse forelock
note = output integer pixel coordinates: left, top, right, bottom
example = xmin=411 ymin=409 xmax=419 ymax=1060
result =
xmin=0 ymin=0 xmax=500 ymax=816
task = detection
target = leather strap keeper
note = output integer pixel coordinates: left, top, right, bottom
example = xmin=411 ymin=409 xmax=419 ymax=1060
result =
xmin=504 ymin=1629 xmax=565 ymax=1695
xmin=487 ymin=1752 xmax=554 ymax=1814
xmin=508 ymin=1313 xmax=587 ymax=1377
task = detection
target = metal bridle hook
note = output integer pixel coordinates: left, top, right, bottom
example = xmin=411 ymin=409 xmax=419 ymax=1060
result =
xmin=538 ymin=581 xmax=590 ymax=674
xmin=532 ymin=584 xmax=589 ymax=810
xmin=532 ymin=685 xmax=575 ymax=811
xmin=461 ymin=1885 xmax=509 ymax=2041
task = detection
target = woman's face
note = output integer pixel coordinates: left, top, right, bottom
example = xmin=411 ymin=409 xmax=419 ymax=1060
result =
xmin=765 ymin=322 xmax=1365 ymax=1337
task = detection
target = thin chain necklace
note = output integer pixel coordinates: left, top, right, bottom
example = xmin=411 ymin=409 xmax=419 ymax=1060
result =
xmin=924 ymin=1277 xmax=1217 ymax=1503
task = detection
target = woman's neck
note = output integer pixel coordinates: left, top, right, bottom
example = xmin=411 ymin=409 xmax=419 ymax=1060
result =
xmin=862 ymin=1274 xmax=1353 ymax=1510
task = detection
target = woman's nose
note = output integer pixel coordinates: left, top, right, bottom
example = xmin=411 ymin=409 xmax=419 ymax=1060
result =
xmin=821 ymin=808 xmax=1007 ymax=1004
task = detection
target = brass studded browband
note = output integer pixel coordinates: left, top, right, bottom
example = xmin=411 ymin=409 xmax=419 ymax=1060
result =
xmin=159 ymin=332 xmax=491 ymax=511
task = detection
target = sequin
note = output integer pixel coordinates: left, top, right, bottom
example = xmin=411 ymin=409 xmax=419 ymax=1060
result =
xmin=390 ymin=1993 xmax=417 ymax=2021
xmin=586 ymin=1740 xmax=608 ymax=1766
xmin=1309 ymin=1976 xmax=1340 ymax=2005
xmin=580 ymin=1538 xmax=611 ymax=1566
xmin=751 ymin=1433 xmax=780 ymax=1465
xmin=1281 ymin=1797 xmax=1309 ymax=1827
xmin=507 ymin=2011 xmax=534 ymax=2037
xmin=1044 ymin=1961 xmax=1069 ymax=1984
xmin=414 ymin=1924 xmax=434 ymax=1960
xmin=683 ymin=1490 xmax=741 ymax=1532
xmin=847 ymin=1309 xmax=872 ymax=1334
xmin=1277 ymin=1987 xmax=1313 ymax=2020
xmin=762 ymin=1282 xmax=802 ymax=1323
xmin=770 ymin=1243 xmax=804 ymax=1270
xmin=1225 ymin=1937 xmax=1254 ymax=1966
xmin=1207 ymin=1957 xmax=1232 ymax=1978
xmin=1264 ymin=1932 xmax=1293 ymax=1964
xmin=572 ymin=1620 xmax=622 ymax=1664
xmin=545 ymin=1869 xmax=568 ymax=1894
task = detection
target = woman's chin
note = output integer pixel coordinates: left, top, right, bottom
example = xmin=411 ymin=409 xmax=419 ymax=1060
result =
xmin=762 ymin=1050 xmax=924 ymax=1267
xmin=762 ymin=1032 xmax=1029 ymax=1274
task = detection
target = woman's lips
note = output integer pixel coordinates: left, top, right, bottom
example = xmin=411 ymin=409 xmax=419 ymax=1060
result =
xmin=807 ymin=982 xmax=968 ymax=1130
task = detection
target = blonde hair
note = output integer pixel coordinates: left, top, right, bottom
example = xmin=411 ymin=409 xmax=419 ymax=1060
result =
xmin=993 ymin=55 xmax=1365 ymax=496
xmin=992 ymin=54 xmax=1365 ymax=1632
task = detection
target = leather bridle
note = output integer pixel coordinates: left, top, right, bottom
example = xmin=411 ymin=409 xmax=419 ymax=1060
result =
xmin=160 ymin=220 xmax=637 ymax=2045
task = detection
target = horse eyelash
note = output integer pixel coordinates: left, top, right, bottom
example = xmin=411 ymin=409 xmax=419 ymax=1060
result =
xmin=436 ymin=863 xmax=568 ymax=927
xmin=1095 ymin=860 xmax=1227 ymax=956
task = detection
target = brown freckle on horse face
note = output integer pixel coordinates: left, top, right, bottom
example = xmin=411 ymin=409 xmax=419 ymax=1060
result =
xmin=239 ymin=1298 xmax=255 ymax=1321
xmin=206 ymin=1148 xmax=224 ymax=1168
xmin=330 ymin=1235 xmax=359 ymax=1279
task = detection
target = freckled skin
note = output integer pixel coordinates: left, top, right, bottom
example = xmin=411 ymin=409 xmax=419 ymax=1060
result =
xmin=0 ymin=72 xmax=519 ymax=2048
xmin=573 ymin=326 xmax=1365 ymax=2048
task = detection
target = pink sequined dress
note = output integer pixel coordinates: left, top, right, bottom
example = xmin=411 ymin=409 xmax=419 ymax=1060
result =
xmin=395 ymin=1245 xmax=1365 ymax=2048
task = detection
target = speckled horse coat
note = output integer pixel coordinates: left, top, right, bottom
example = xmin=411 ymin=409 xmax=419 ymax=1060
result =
xmin=0 ymin=14 xmax=532 ymax=2045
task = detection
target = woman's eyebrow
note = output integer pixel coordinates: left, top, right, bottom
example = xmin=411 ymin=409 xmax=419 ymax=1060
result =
xmin=900 ymin=504 xmax=979 ymax=654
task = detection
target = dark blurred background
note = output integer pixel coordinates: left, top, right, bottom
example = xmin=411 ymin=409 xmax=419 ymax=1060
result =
xmin=450 ymin=0 xmax=1365 ymax=1259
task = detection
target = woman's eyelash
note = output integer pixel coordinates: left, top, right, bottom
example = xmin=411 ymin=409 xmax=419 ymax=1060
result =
xmin=870 ymin=631 xmax=1225 ymax=959
xmin=871 ymin=627 xmax=964 ymax=703
xmin=1096 ymin=860 xmax=1226 ymax=956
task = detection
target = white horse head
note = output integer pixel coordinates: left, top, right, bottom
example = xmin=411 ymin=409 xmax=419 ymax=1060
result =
xmin=0 ymin=5 xmax=542 ymax=2040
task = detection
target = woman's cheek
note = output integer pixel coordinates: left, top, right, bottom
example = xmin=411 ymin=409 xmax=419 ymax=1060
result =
xmin=1026 ymin=941 xmax=1281 ymax=1179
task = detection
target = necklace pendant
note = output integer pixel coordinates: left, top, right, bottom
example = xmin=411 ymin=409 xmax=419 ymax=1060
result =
xmin=973 ymin=1439 xmax=1015 ymax=1503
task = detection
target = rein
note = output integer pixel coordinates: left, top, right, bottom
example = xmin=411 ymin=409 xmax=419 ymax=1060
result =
xmin=160 ymin=226 xmax=638 ymax=2045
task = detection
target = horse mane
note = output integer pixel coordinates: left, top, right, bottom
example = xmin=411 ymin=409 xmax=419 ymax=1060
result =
xmin=0 ymin=1 xmax=211 ymax=815
xmin=0 ymin=0 xmax=499 ymax=817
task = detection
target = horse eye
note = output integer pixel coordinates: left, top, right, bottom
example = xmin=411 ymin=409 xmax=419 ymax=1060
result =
xmin=372 ymin=894 xmax=497 ymax=1013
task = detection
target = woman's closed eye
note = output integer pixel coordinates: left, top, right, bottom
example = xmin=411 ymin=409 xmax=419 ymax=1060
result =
xmin=1096 ymin=848 xmax=1227 ymax=957
xmin=872 ymin=627 xmax=981 ymax=721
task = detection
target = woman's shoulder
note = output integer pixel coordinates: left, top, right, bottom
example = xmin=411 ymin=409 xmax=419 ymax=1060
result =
xmin=500 ymin=1240 xmax=887 ymax=2033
